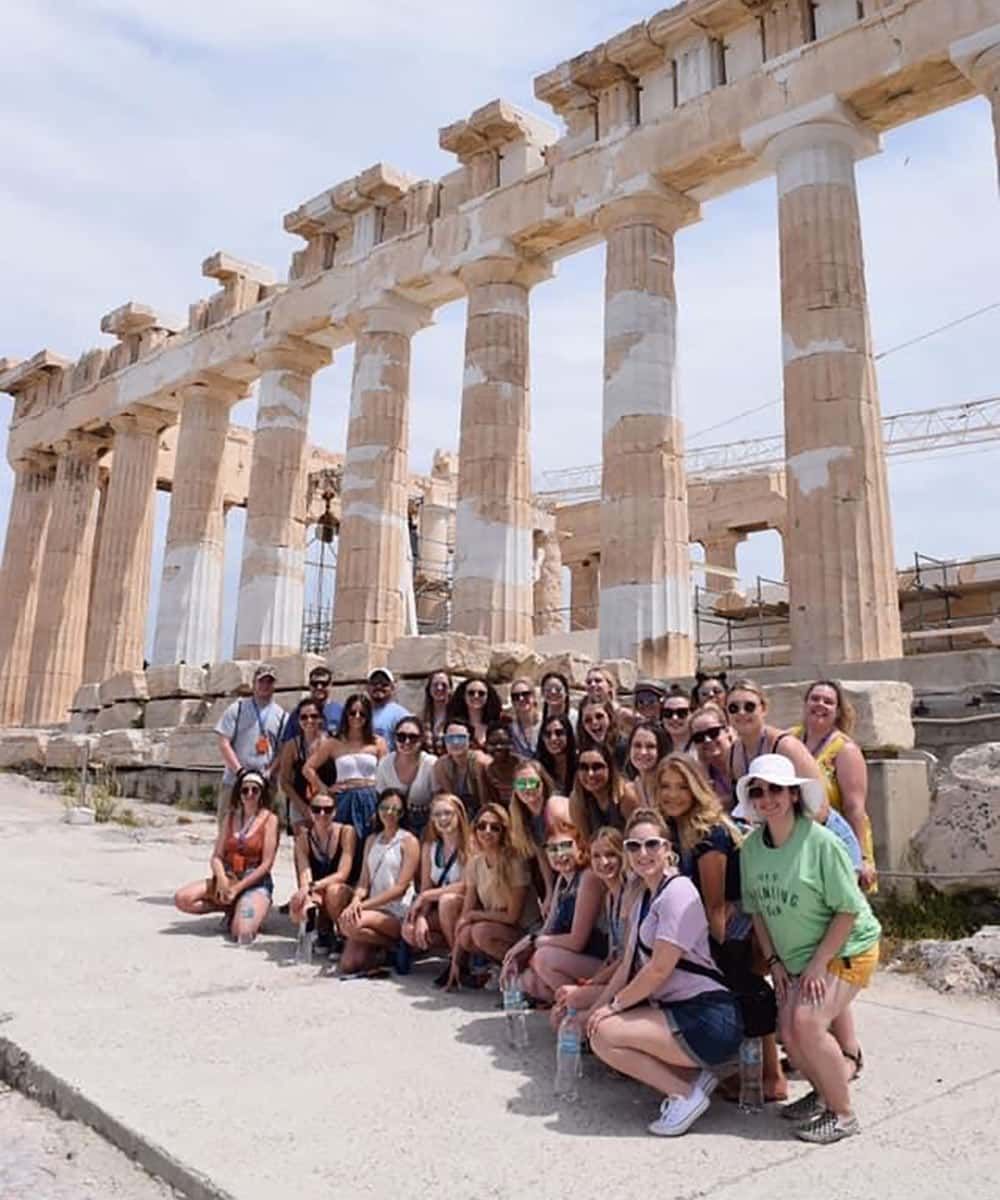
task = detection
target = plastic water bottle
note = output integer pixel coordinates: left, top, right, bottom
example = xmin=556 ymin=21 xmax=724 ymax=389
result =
xmin=555 ymin=1009 xmax=583 ymax=1100
xmin=295 ymin=921 xmax=315 ymax=966
xmin=503 ymin=979 xmax=530 ymax=1049
xmin=738 ymin=1036 xmax=764 ymax=1112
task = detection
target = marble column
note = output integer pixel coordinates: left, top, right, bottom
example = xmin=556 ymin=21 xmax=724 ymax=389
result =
xmin=451 ymin=253 xmax=550 ymax=645
xmin=597 ymin=184 xmax=699 ymax=675
xmin=702 ymin=531 xmax=745 ymax=595
xmin=83 ymin=408 xmax=171 ymax=682
xmin=0 ymin=455 xmax=56 ymax=724
xmin=234 ymin=337 xmax=331 ymax=659
xmin=153 ymin=378 xmax=243 ymax=665
xmin=533 ymin=527 xmax=565 ymax=636
xmin=23 ymin=436 xmax=104 ymax=725
xmin=569 ymin=559 xmax=599 ymax=632
xmin=744 ymin=97 xmax=902 ymax=666
xmin=951 ymin=27 xmax=1000 ymax=192
xmin=331 ymin=295 xmax=431 ymax=649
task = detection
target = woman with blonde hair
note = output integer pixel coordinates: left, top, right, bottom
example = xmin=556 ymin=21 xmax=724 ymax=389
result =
xmin=502 ymin=823 xmax=607 ymax=1004
xmin=790 ymin=680 xmax=877 ymax=893
xmin=402 ymin=793 xmax=470 ymax=984
xmin=587 ymin=808 xmax=743 ymax=1137
xmin=446 ymin=804 xmax=538 ymax=989
xmin=508 ymin=677 xmax=543 ymax=759
xmin=508 ymin=759 xmax=557 ymax=908
xmin=569 ymin=743 xmax=631 ymax=839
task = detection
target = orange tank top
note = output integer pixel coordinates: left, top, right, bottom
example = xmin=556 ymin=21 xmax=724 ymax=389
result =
xmin=223 ymin=811 xmax=267 ymax=877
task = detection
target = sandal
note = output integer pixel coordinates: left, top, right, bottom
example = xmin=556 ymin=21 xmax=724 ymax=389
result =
xmin=843 ymin=1046 xmax=864 ymax=1082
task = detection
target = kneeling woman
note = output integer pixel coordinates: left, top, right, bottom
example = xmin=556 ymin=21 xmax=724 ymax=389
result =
xmin=737 ymin=755 xmax=881 ymax=1145
xmin=338 ymin=788 xmax=420 ymax=975
xmin=587 ymin=809 xmax=743 ymax=1138
xmin=402 ymin=793 xmax=470 ymax=974
xmin=288 ymin=795 xmax=356 ymax=937
xmin=174 ymin=769 xmax=279 ymax=943
xmin=447 ymin=804 xmax=538 ymax=988
xmin=503 ymin=824 xmax=607 ymax=1005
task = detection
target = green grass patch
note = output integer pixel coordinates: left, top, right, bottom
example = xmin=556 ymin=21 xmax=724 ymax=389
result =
xmin=873 ymin=888 xmax=986 ymax=943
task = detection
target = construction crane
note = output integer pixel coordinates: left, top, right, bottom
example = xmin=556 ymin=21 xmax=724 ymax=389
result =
xmin=536 ymin=395 xmax=1000 ymax=503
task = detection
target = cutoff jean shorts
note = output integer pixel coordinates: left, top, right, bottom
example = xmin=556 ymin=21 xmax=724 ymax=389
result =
xmin=658 ymin=989 xmax=744 ymax=1069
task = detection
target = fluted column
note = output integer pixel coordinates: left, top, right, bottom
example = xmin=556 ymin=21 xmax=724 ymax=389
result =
xmin=597 ymin=184 xmax=699 ymax=675
xmin=24 ymin=436 xmax=105 ymax=724
xmin=331 ymin=295 xmax=432 ymax=649
xmin=745 ymin=96 xmax=902 ymax=666
xmin=452 ymin=252 xmax=550 ymax=644
xmin=702 ymin=531 xmax=745 ymax=595
xmin=533 ymin=527 xmax=565 ymax=636
xmin=951 ymin=28 xmax=1000 ymax=192
xmin=0 ymin=455 xmax=56 ymax=724
xmin=234 ymin=337 xmax=331 ymax=659
xmin=83 ymin=408 xmax=171 ymax=681
xmin=153 ymin=377 xmax=244 ymax=665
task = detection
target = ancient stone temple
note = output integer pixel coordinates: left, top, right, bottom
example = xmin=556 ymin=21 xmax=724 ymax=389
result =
xmin=2 ymin=0 xmax=999 ymax=728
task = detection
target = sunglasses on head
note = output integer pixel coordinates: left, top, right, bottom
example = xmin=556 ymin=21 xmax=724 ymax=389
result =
xmin=728 ymin=700 xmax=758 ymax=715
xmin=691 ymin=725 xmax=724 ymax=745
xmin=310 ymin=803 xmax=334 ymax=815
xmin=476 ymin=821 xmax=503 ymax=834
xmin=747 ymin=781 xmax=787 ymax=800
xmin=624 ymin=836 xmax=668 ymax=854
xmin=395 ymin=731 xmax=420 ymax=745
xmin=544 ymin=839 xmax=575 ymax=855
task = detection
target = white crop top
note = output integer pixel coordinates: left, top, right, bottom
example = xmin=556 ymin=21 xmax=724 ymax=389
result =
xmin=335 ymin=751 xmax=378 ymax=782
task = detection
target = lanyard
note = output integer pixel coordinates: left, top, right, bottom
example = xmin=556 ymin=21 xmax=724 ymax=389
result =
xmin=251 ymin=699 xmax=269 ymax=740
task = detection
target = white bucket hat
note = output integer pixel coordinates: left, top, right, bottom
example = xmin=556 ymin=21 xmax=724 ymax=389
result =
xmin=733 ymin=754 xmax=825 ymax=822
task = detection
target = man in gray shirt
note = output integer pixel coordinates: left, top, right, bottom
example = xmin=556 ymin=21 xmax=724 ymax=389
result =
xmin=214 ymin=665 xmax=287 ymax=813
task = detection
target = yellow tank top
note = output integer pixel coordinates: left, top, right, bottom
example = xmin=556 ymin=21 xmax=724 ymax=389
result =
xmin=791 ymin=724 xmax=876 ymax=879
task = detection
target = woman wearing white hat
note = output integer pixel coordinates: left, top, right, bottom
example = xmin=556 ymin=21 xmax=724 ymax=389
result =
xmin=736 ymin=755 xmax=881 ymax=1146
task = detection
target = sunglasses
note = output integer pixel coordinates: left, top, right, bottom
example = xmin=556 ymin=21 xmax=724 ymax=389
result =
xmin=379 ymin=804 xmax=403 ymax=815
xmin=300 ymin=713 xmax=322 ymax=722
xmin=543 ymin=727 xmax=567 ymax=739
xmin=444 ymin=733 xmax=469 ymax=746
xmin=309 ymin=678 xmax=331 ymax=689
xmin=431 ymin=680 xmax=449 ymax=690
xmin=544 ymin=840 xmax=575 ymax=855
xmin=579 ymin=762 xmax=608 ymax=774
xmin=543 ymin=685 xmax=565 ymax=697
xmin=747 ymin=782 xmax=787 ymax=800
xmin=310 ymin=804 xmax=334 ymax=815
xmin=664 ymin=707 xmax=690 ymax=720
xmin=466 ymin=689 xmax=488 ymax=700
xmin=636 ymin=692 xmax=661 ymax=704
xmin=514 ymin=777 xmax=541 ymax=791
xmin=240 ymin=785 xmax=261 ymax=795
xmin=347 ymin=709 xmax=365 ymax=718
xmin=728 ymin=701 xmax=758 ymax=715
xmin=476 ymin=821 xmax=503 ymax=834
xmin=395 ymin=731 xmax=421 ymax=745
xmin=700 ymin=684 xmax=725 ymax=697
xmin=690 ymin=725 xmax=724 ymax=745
xmin=512 ymin=691 xmax=533 ymax=702
xmin=624 ymin=836 xmax=669 ymax=854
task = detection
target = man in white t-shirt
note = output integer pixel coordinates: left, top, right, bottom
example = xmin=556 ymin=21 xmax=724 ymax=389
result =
xmin=214 ymin=664 xmax=287 ymax=814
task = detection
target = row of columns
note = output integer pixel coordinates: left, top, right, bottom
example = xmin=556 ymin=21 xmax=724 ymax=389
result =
xmin=2 ymin=75 xmax=998 ymax=724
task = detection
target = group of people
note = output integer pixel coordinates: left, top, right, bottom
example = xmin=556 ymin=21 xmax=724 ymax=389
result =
xmin=174 ymin=661 xmax=881 ymax=1145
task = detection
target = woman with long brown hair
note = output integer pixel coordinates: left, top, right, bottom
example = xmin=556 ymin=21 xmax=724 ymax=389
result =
xmin=508 ymin=759 xmax=557 ymax=908
xmin=725 ymin=678 xmax=818 ymax=786
xmin=569 ymin=743 xmax=631 ymax=839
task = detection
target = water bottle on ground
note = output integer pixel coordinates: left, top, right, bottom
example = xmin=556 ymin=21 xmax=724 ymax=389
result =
xmin=502 ymin=978 xmax=530 ymax=1049
xmin=555 ymin=1009 xmax=583 ymax=1100
xmin=738 ymin=1036 xmax=764 ymax=1112
xmin=295 ymin=920 xmax=315 ymax=966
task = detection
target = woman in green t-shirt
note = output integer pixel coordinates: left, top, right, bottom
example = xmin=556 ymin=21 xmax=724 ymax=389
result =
xmin=736 ymin=755 xmax=881 ymax=1147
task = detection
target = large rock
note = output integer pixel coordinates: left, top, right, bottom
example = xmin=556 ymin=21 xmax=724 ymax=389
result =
xmin=270 ymin=654 xmax=328 ymax=690
xmin=913 ymin=742 xmax=1000 ymax=893
xmin=764 ymin=680 xmax=914 ymax=752
xmin=601 ymin=658 xmax=637 ymax=693
xmin=890 ymin=927 xmax=1000 ymax=997
xmin=44 ymin=733 xmax=95 ymax=770
xmin=395 ymin=679 xmax=426 ymax=717
xmin=164 ymin=726 xmax=224 ymax=771
xmin=98 ymin=671 xmax=149 ymax=706
xmin=146 ymin=664 xmax=207 ymax=699
xmin=488 ymin=643 xmax=544 ymax=684
xmin=0 ymin=731 xmax=48 ymax=768
xmin=92 ymin=729 xmax=167 ymax=770
xmin=388 ymin=633 xmax=491 ymax=679
xmin=538 ymin=652 xmax=594 ymax=689
xmin=93 ymin=701 xmax=145 ymax=732
xmin=70 ymin=683 xmax=101 ymax=713
xmin=326 ymin=643 xmax=389 ymax=682
xmin=144 ymin=698 xmax=208 ymax=728
xmin=206 ymin=661 xmax=256 ymax=696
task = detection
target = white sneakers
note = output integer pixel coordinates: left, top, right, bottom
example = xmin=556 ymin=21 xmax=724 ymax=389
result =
xmin=647 ymin=1070 xmax=718 ymax=1137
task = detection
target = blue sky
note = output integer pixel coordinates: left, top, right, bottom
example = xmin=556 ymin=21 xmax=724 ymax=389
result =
xmin=3 ymin=1 xmax=999 ymax=657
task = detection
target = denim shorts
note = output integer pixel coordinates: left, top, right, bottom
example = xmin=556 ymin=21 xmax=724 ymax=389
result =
xmin=659 ymin=989 xmax=744 ymax=1069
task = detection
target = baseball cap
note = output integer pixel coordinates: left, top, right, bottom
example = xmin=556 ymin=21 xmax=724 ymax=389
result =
xmin=367 ymin=667 xmax=395 ymax=684
xmin=253 ymin=664 xmax=277 ymax=682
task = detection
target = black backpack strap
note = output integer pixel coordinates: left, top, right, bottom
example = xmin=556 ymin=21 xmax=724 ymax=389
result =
xmin=674 ymin=956 xmax=727 ymax=986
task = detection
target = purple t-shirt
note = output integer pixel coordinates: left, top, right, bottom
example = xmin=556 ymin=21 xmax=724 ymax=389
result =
xmin=633 ymin=874 xmax=728 ymax=1004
